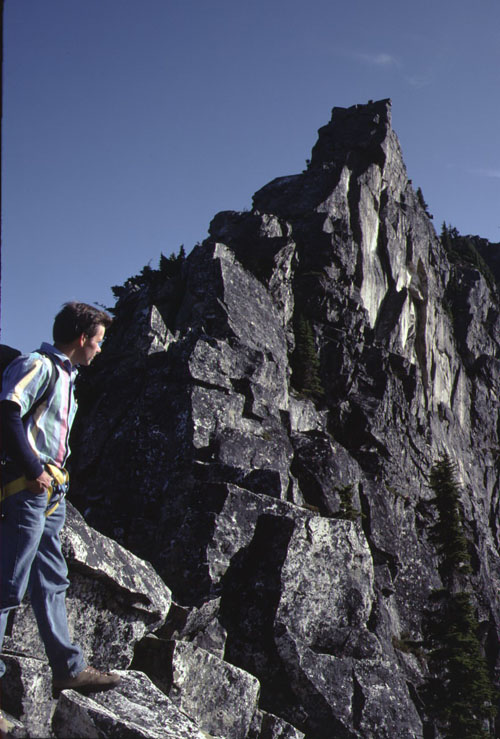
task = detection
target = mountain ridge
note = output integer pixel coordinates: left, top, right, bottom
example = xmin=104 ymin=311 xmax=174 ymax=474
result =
xmin=71 ymin=98 xmax=500 ymax=737
xmin=6 ymin=98 xmax=500 ymax=737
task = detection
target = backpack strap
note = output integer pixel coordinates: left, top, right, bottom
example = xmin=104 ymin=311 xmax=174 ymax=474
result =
xmin=0 ymin=351 xmax=61 ymax=479
xmin=22 ymin=351 xmax=58 ymax=420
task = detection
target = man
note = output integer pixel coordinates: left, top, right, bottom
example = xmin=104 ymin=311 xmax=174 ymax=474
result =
xmin=0 ymin=302 xmax=120 ymax=697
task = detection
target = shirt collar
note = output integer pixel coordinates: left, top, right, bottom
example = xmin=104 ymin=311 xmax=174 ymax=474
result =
xmin=38 ymin=342 xmax=78 ymax=375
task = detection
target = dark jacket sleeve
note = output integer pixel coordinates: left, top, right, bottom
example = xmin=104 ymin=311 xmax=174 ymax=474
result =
xmin=0 ymin=400 xmax=44 ymax=480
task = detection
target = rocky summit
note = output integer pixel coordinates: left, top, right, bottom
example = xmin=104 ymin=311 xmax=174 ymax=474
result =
xmin=4 ymin=99 xmax=500 ymax=737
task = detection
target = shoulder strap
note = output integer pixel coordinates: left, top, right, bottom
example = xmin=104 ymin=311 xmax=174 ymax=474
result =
xmin=23 ymin=352 xmax=58 ymax=420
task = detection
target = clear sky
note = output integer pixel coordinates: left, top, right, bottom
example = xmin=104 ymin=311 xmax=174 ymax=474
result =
xmin=2 ymin=0 xmax=500 ymax=353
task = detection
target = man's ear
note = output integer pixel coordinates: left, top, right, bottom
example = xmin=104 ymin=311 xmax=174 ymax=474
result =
xmin=78 ymin=333 xmax=87 ymax=347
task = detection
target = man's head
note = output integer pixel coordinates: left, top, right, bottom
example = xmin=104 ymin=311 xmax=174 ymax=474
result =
xmin=53 ymin=302 xmax=113 ymax=366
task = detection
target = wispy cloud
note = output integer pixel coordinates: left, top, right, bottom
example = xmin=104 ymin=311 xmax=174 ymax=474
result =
xmin=404 ymin=73 xmax=433 ymax=89
xmin=338 ymin=48 xmax=434 ymax=89
xmin=351 ymin=51 xmax=399 ymax=68
xmin=470 ymin=167 xmax=500 ymax=179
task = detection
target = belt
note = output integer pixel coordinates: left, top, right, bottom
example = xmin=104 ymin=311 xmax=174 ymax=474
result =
xmin=1 ymin=463 xmax=69 ymax=516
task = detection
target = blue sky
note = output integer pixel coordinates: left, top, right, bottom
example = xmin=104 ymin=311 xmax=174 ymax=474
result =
xmin=2 ymin=0 xmax=500 ymax=353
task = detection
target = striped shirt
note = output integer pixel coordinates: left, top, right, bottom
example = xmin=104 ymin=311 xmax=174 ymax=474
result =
xmin=0 ymin=342 xmax=78 ymax=469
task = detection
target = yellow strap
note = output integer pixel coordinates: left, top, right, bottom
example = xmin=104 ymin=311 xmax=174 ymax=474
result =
xmin=1 ymin=475 xmax=28 ymax=499
xmin=45 ymin=498 xmax=61 ymax=517
xmin=1 ymin=464 xmax=69 ymax=516
xmin=45 ymin=463 xmax=69 ymax=486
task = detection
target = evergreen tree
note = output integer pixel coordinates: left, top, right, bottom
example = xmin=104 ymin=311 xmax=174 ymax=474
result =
xmin=416 ymin=186 xmax=429 ymax=212
xmin=424 ymin=455 xmax=496 ymax=737
xmin=291 ymin=314 xmax=324 ymax=400
xmin=159 ymin=244 xmax=186 ymax=278
xmin=335 ymin=484 xmax=361 ymax=521
xmin=426 ymin=593 xmax=496 ymax=738
xmin=112 ymin=245 xmax=186 ymax=299
xmin=429 ymin=454 xmax=471 ymax=575
xmin=440 ymin=224 xmax=495 ymax=289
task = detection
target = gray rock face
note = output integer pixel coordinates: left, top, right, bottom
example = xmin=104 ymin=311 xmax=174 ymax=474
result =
xmin=52 ymin=670 xmax=221 ymax=738
xmin=0 ymin=655 xmax=54 ymax=738
xmin=56 ymin=98 xmax=500 ymax=736
xmin=168 ymin=640 xmax=260 ymax=738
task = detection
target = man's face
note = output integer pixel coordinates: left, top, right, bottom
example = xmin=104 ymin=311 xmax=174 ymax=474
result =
xmin=76 ymin=324 xmax=106 ymax=366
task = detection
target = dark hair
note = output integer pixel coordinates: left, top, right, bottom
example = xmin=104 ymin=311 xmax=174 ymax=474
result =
xmin=53 ymin=302 xmax=113 ymax=344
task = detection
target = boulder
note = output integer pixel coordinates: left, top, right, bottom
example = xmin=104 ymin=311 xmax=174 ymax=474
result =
xmin=248 ymin=709 xmax=305 ymax=739
xmin=167 ymin=640 xmax=260 ymax=739
xmin=0 ymin=655 xmax=55 ymax=738
xmin=51 ymin=670 xmax=221 ymax=738
xmin=4 ymin=504 xmax=172 ymax=672
xmin=133 ymin=634 xmax=261 ymax=739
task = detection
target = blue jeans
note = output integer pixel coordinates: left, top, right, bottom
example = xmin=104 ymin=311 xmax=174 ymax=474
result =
xmin=0 ymin=489 xmax=85 ymax=679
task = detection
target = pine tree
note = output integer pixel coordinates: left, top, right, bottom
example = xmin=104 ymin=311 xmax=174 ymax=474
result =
xmin=426 ymin=593 xmax=496 ymax=738
xmin=440 ymin=225 xmax=495 ymax=289
xmin=335 ymin=484 xmax=361 ymax=520
xmin=416 ymin=186 xmax=429 ymax=212
xmin=429 ymin=454 xmax=471 ymax=575
xmin=424 ymin=455 xmax=497 ymax=737
xmin=291 ymin=315 xmax=324 ymax=400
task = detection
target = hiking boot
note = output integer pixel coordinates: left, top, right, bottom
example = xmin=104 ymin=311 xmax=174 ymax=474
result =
xmin=53 ymin=666 xmax=121 ymax=694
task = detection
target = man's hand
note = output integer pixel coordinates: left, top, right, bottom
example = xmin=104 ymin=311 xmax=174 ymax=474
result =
xmin=25 ymin=470 xmax=53 ymax=495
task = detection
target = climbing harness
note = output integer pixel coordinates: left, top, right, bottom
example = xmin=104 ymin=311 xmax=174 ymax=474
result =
xmin=0 ymin=463 xmax=69 ymax=517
